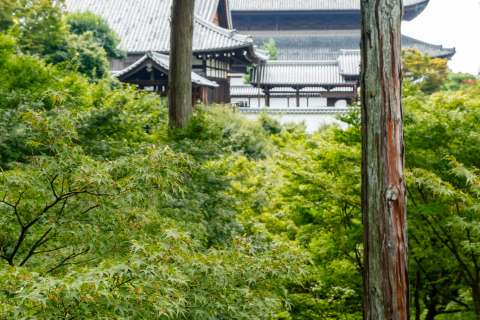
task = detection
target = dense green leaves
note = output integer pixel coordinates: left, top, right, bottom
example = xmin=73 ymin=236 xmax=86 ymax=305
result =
xmin=4 ymin=0 xmax=116 ymax=79
xmin=0 ymin=31 xmax=308 ymax=318
xmin=66 ymin=11 xmax=125 ymax=58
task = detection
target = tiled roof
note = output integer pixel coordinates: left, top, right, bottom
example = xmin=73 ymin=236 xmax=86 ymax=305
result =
xmin=195 ymin=0 xmax=220 ymax=22
xmin=114 ymin=52 xmax=218 ymax=88
xmin=230 ymin=85 xmax=264 ymax=96
xmin=248 ymin=30 xmax=455 ymax=60
xmin=251 ymin=48 xmax=360 ymax=88
xmin=64 ymin=0 xmax=254 ymax=54
xmin=403 ymin=35 xmax=456 ymax=59
xmin=337 ymin=50 xmax=360 ymax=76
xmin=252 ymin=60 xmax=352 ymax=87
xmin=230 ymin=0 xmax=428 ymax=11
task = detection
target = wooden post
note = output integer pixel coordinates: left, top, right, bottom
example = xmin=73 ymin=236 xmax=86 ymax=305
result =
xmin=168 ymin=0 xmax=195 ymax=129
xmin=264 ymin=87 xmax=271 ymax=107
xmin=361 ymin=0 xmax=408 ymax=319
xmin=295 ymin=87 xmax=300 ymax=107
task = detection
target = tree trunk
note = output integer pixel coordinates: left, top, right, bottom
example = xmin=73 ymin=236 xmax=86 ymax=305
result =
xmin=415 ymin=270 xmax=421 ymax=320
xmin=425 ymin=286 xmax=439 ymax=320
xmin=360 ymin=0 xmax=408 ymax=319
xmin=168 ymin=0 xmax=195 ymax=129
xmin=472 ymin=281 xmax=480 ymax=320
xmin=425 ymin=307 xmax=437 ymax=320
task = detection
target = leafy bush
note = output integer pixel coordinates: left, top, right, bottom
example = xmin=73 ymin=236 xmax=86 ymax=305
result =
xmin=66 ymin=11 xmax=125 ymax=58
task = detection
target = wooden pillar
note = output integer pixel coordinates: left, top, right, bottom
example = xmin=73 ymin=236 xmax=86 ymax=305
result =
xmin=264 ymin=87 xmax=271 ymax=107
xmin=353 ymin=84 xmax=359 ymax=103
xmin=295 ymin=87 xmax=300 ymax=107
xmin=361 ymin=0 xmax=407 ymax=319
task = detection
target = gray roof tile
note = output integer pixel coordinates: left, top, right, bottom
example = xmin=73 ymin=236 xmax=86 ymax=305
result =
xmin=337 ymin=50 xmax=360 ymax=76
xmin=253 ymin=60 xmax=351 ymax=87
xmin=251 ymin=49 xmax=361 ymax=88
xmin=65 ymin=0 xmax=254 ymax=53
xmin=114 ymin=52 xmax=218 ymax=87
xmin=249 ymin=30 xmax=455 ymax=60
xmin=230 ymin=0 xmax=428 ymax=11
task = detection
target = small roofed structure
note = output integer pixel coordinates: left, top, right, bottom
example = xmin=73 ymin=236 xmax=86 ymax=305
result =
xmin=65 ymin=0 xmax=265 ymax=104
xmin=114 ymin=52 xmax=218 ymax=104
xmin=248 ymin=50 xmax=359 ymax=107
xmin=229 ymin=0 xmax=455 ymax=109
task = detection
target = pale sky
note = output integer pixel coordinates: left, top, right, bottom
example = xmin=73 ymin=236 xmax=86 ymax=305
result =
xmin=402 ymin=0 xmax=480 ymax=75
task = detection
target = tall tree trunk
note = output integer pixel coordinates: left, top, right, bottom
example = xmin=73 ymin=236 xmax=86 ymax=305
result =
xmin=425 ymin=307 xmax=437 ymax=320
xmin=472 ymin=280 xmax=480 ymax=320
xmin=169 ymin=0 xmax=195 ymax=129
xmin=360 ymin=0 xmax=408 ymax=319
xmin=415 ymin=270 xmax=421 ymax=320
xmin=425 ymin=286 xmax=439 ymax=320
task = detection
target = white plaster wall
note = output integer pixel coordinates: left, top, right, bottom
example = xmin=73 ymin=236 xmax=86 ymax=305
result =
xmin=232 ymin=97 xmax=266 ymax=108
xmin=242 ymin=113 xmax=347 ymax=133
xmin=308 ymin=97 xmax=328 ymax=107
xmin=230 ymin=74 xmax=247 ymax=86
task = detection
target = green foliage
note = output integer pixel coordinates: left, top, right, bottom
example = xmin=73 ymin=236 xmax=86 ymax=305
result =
xmin=65 ymin=32 xmax=110 ymax=79
xmin=262 ymin=38 xmax=278 ymax=60
xmin=66 ymin=11 xmax=125 ymax=58
xmin=15 ymin=0 xmax=71 ymax=64
xmin=403 ymin=49 xmax=449 ymax=94
xmin=404 ymin=84 xmax=480 ymax=318
xmin=0 ymin=33 xmax=307 ymax=318
xmin=443 ymin=72 xmax=478 ymax=91
xmin=9 ymin=0 xmax=109 ymax=79
xmin=0 ymin=0 xmax=17 ymax=31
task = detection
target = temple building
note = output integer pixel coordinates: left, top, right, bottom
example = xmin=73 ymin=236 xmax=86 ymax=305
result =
xmin=65 ymin=0 xmax=455 ymax=109
xmin=229 ymin=0 xmax=456 ymax=108
xmin=65 ymin=0 xmax=265 ymax=104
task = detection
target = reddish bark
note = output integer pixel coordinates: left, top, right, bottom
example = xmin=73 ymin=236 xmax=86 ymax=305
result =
xmin=361 ymin=0 xmax=408 ymax=319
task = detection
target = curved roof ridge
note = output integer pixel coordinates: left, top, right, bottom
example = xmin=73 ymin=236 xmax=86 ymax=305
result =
xmin=402 ymin=35 xmax=455 ymax=51
xmin=194 ymin=14 xmax=253 ymax=44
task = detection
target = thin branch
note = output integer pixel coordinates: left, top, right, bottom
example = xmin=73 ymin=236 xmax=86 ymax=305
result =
xmin=466 ymin=229 xmax=479 ymax=273
xmin=110 ymin=277 xmax=135 ymax=292
xmin=19 ymin=227 xmax=53 ymax=267
xmin=49 ymin=175 xmax=59 ymax=199
xmin=406 ymin=186 xmax=418 ymax=208
xmin=56 ymin=198 xmax=68 ymax=218
xmin=421 ymin=215 xmax=474 ymax=282
xmin=46 ymin=248 xmax=90 ymax=274
xmin=0 ymin=190 xmax=26 ymax=228
xmin=80 ymin=204 xmax=100 ymax=216
xmin=450 ymin=298 xmax=471 ymax=309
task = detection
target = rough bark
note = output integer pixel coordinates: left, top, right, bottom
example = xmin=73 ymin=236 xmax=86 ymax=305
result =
xmin=169 ymin=0 xmax=195 ymax=129
xmin=360 ymin=0 xmax=408 ymax=319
